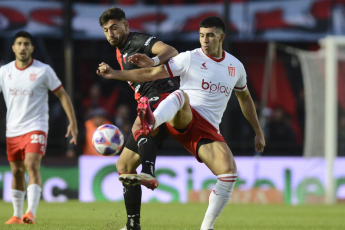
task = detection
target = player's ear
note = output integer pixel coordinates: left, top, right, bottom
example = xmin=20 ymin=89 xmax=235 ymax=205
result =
xmin=124 ymin=20 xmax=129 ymax=32
xmin=220 ymin=33 xmax=225 ymax=43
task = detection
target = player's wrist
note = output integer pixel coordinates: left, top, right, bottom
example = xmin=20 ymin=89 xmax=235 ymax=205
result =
xmin=152 ymin=56 xmax=160 ymax=66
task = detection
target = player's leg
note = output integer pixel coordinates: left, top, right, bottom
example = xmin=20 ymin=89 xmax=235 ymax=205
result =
xmin=198 ymin=141 xmax=237 ymax=230
xmin=22 ymin=131 xmax=47 ymax=224
xmin=133 ymin=116 xmax=158 ymax=178
xmin=138 ymin=90 xmax=192 ymax=133
xmin=116 ymin=136 xmax=142 ymax=230
xmin=5 ymin=161 xmax=26 ymax=224
xmin=5 ymin=136 xmax=25 ymax=224
xmin=22 ymin=152 xmax=43 ymax=224
xmin=119 ymin=116 xmax=159 ymax=190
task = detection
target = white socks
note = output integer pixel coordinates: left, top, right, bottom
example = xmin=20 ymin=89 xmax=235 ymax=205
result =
xmin=11 ymin=189 xmax=25 ymax=217
xmin=153 ymin=90 xmax=185 ymax=130
xmin=26 ymin=184 xmax=41 ymax=217
xmin=200 ymin=174 xmax=237 ymax=230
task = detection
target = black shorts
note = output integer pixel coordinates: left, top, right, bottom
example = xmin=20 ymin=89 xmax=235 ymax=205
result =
xmin=124 ymin=124 xmax=169 ymax=154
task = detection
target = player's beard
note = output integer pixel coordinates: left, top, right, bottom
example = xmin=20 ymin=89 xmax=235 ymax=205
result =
xmin=109 ymin=34 xmax=126 ymax=48
xmin=16 ymin=54 xmax=31 ymax=63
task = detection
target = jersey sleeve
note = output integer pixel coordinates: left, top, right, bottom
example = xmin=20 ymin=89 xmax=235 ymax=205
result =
xmin=234 ymin=63 xmax=247 ymax=91
xmin=140 ymin=34 xmax=159 ymax=57
xmin=44 ymin=65 xmax=62 ymax=91
xmin=164 ymin=51 xmax=190 ymax=77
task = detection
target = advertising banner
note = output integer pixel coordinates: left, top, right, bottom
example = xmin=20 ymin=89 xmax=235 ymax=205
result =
xmin=79 ymin=156 xmax=345 ymax=205
xmin=1 ymin=156 xmax=344 ymax=204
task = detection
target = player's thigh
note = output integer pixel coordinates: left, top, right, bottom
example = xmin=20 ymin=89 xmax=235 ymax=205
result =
xmin=132 ymin=116 xmax=141 ymax=133
xmin=198 ymin=141 xmax=237 ymax=175
xmin=168 ymin=91 xmax=193 ymax=130
xmin=116 ymin=147 xmax=141 ymax=173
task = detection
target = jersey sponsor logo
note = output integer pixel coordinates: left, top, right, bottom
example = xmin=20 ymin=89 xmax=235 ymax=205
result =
xmin=144 ymin=36 xmax=155 ymax=46
xmin=9 ymin=88 xmax=34 ymax=97
xmin=228 ymin=66 xmax=235 ymax=77
xmin=201 ymin=62 xmax=207 ymax=70
xmin=30 ymin=73 xmax=37 ymax=81
xmin=201 ymin=79 xmax=231 ymax=96
xmin=149 ymin=96 xmax=159 ymax=102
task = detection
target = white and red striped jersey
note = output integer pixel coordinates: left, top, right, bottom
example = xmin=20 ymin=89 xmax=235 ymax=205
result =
xmin=0 ymin=59 xmax=62 ymax=137
xmin=165 ymin=48 xmax=247 ymax=131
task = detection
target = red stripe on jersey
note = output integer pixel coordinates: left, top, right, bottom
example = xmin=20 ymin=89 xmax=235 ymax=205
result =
xmin=15 ymin=59 xmax=34 ymax=71
xmin=165 ymin=63 xmax=174 ymax=78
xmin=235 ymin=84 xmax=247 ymax=90
xmin=116 ymin=48 xmax=124 ymax=70
xmin=52 ymin=84 xmax=62 ymax=93
xmin=202 ymin=50 xmax=226 ymax=62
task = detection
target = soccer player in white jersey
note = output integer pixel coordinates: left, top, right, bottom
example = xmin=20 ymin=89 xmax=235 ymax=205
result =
xmin=0 ymin=31 xmax=78 ymax=225
xmin=97 ymin=17 xmax=265 ymax=230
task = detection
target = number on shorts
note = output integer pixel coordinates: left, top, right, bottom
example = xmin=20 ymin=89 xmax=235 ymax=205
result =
xmin=31 ymin=134 xmax=45 ymax=144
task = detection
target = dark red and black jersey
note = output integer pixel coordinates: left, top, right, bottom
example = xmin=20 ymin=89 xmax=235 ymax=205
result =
xmin=116 ymin=32 xmax=179 ymax=105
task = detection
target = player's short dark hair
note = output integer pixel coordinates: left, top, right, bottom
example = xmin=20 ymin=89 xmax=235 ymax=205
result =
xmin=99 ymin=7 xmax=126 ymax=26
xmin=13 ymin=31 xmax=34 ymax=45
xmin=199 ymin=16 xmax=225 ymax=33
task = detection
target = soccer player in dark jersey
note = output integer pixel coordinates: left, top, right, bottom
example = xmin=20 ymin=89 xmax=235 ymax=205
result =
xmin=98 ymin=7 xmax=179 ymax=230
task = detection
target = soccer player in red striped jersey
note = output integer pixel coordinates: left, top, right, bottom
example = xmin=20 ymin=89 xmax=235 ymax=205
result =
xmin=97 ymin=16 xmax=265 ymax=230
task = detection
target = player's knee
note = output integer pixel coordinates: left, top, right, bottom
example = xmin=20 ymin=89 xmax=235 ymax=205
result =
xmin=11 ymin=167 xmax=25 ymax=178
xmin=24 ymin=160 xmax=40 ymax=173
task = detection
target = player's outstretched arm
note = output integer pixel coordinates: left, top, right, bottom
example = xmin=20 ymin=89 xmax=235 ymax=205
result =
xmin=128 ymin=41 xmax=178 ymax=67
xmin=54 ymin=86 xmax=78 ymax=145
xmin=235 ymin=89 xmax=265 ymax=153
xmin=96 ymin=62 xmax=169 ymax=82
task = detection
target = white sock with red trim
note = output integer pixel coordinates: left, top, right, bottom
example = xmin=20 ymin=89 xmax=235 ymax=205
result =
xmin=153 ymin=90 xmax=185 ymax=130
xmin=26 ymin=184 xmax=41 ymax=217
xmin=200 ymin=174 xmax=237 ymax=230
xmin=11 ymin=189 xmax=25 ymax=218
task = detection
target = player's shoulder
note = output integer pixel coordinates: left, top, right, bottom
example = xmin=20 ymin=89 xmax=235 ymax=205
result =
xmin=130 ymin=32 xmax=157 ymax=45
xmin=225 ymin=51 xmax=244 ymax=67
xmin=32 ymin=59 xmax=53 ymax=70
xmin=176 ymin=49 xmax=195 ymax=58
xmin=0 ymin=60 xmax=15 ymax=70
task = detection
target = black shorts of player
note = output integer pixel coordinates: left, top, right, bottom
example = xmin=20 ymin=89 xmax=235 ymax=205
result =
xmin=196 ymin=138 xmax=215 ymax=156
xmin=124 ymin=126 xmax=169 ymax=154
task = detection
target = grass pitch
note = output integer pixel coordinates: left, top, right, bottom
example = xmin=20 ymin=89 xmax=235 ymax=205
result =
xmin=0 ymin=201 xmax=344 ymax=230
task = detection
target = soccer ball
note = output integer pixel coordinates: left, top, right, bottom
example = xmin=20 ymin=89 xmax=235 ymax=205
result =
xmin=92 ymin=124 xmax=124 ymax=156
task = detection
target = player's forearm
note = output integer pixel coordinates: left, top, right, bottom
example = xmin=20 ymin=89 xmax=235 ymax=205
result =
xmin=107 ymin=65 xmax=168 ymax=82
xmin=155 ymin=46 xmax=178 ymax=64
xmin=238 ymin=94 xmax=263 ymax=136
xmin=59 ymin=94 xmax=78 ymax=126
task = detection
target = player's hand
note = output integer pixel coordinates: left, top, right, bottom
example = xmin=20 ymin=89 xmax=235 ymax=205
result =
xmin=254 ymin=133 xmax=265 ymax=153
xmin=66 ymin=123 xmax=78 ymax=145
xmin=96 ymin=62 xmax=116 ymax=79
xmin=128 ymin=53 xmax=154 ymax=67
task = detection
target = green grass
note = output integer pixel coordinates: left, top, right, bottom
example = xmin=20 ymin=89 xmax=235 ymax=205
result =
xmin=0 ymin=201 xmax=344 ymax=230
